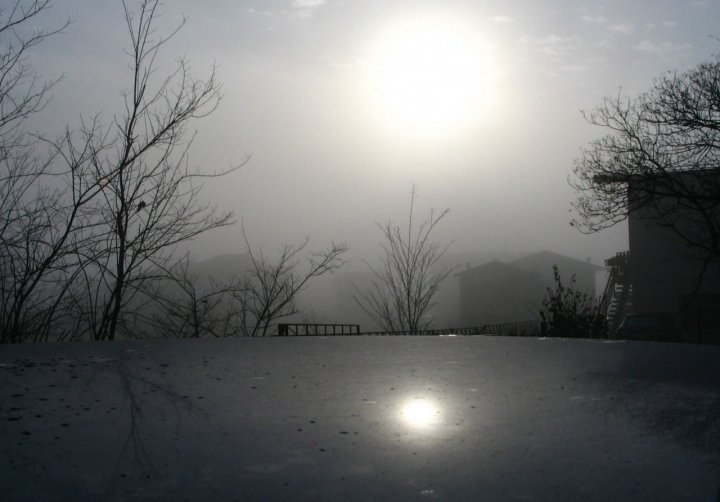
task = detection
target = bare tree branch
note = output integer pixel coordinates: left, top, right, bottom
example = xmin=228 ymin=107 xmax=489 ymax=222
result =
xmin=354 ymin=186 xmax=454 ymax=333
xmin=1 ymin=1 xmax=245 ymax=342
xmin=238 ymin=224 xmax=348 ymax=337
xmin=63 ymin=0 xmax=246 ymax=341
xmin=0 ymin=1 xmax=76 ymax=343
xmin=570 ymin=52 xmax=720 ymax=281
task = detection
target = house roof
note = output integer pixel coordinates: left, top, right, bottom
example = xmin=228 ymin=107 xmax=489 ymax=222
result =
xmin=509 ymin=251 xmax=604 ymax=273
xmin=594 ymin=167 xmax=720 ymax=185
xmin=455 ymin=259 xmax=521 ymax=277
xmin=456 ymin=251 xmax=603 ymax=278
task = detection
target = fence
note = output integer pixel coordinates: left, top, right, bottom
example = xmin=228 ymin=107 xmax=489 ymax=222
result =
xmin=357 ymin=321 xmax=541 ymax=337
xmin=277 ymin=321 xmax=541 ymax=337
xmin=278 ymin=323 xmax=361 ymax=336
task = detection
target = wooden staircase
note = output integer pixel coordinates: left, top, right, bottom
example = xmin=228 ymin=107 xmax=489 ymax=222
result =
xmin=598 ymin=252 xmax=632 ymax=336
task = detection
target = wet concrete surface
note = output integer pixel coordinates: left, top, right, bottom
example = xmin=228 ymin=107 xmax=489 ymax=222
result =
xmin=1 ymin=336 xmax=719 ymax=500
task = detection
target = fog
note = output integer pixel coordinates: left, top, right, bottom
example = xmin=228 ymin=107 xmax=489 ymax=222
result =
xmin=25 ymin=0 xmax=720 ymax=323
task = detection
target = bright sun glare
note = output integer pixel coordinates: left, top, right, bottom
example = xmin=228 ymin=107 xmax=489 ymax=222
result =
xmin=400 ymin=398 xmax=440 ymax=428
xmin=362 ymin=15 xmax=494 ymax=138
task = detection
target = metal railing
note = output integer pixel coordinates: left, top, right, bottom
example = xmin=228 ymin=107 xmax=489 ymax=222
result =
xmin=277 ymin=321 xmax=541 ymax=337
xmin=278 ymin=323 xmax=361 ymax=336
xmin=358 ymin=321 xmax=541 ymax=337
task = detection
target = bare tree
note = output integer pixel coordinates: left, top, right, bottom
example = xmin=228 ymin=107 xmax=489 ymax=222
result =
xmin=0 ymin=122 xmax=125 ymax=343
xmin=132 ymin=254 xmax=246 ymax=339
xmin=0 ymin=1 xmax=78 ymax=343
xmin=63 ymin=0 xmax=243 ymax=341
xmin=570 ymin=52 xmax=720 ymax=274
xmin=0 ymin=1 xmax=67 ymax=132
xmin=0 ymin=1 xmax=242 ymax=343
xmin=354 ymin=186 xmax=454 ymax=334
xmin=237 ymin=226 xmax=348 ymax=337
xmin=131 ymin=231 xmax=347 ymax=339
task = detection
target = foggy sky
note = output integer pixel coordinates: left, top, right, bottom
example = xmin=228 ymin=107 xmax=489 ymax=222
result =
xmin=29 ymin=0 xmax=720 ymax=267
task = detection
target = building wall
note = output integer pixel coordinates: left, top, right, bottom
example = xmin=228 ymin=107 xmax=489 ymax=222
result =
xmin=628 ymin=178 xmax=720 ymax=343
xmin=510 ymin=252 xmax=600 ymax=298
xmin=459 ymin=263 xmax=545 ymax=326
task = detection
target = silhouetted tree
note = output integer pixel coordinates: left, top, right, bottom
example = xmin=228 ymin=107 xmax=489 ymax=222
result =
xmin=63 ymin=0 xmax=242 ymax=341
xmin=137 ymin=228 xmax=346 ymax=338
xmin=132 ymin=254 xmax=246 ymax=339
xmin=540 ymin=265 xmax=605 ymax=338
xmin=570 ymin=51 xmax=720 ymax=276
xmin=0 ymin=1 xmax=79 ymax=342
xmin=0 ymin=1 xmax=65 ymax=130
xmin=354 ymin=186 xmax=454 ymax=333
xmin=237 ymin=227 xmax=347 ymax=337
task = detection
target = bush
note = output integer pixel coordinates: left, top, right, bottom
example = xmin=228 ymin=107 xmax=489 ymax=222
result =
xmin=540 ymin=265 xmax=606 ymax=338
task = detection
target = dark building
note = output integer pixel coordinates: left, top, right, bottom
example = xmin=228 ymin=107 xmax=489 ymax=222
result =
xmin=457 ymin=261 xmax=544 ymax=326
xmin=604 ymin=170 xmax=720 ymax=343
xmin=510 ymin=251 xmax=600 ymax=296
xmin=457 ymin=251 xmax=602 ymax=327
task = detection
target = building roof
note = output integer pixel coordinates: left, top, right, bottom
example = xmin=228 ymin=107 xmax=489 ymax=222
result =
xmin=456 ymin=251 xmax=603 ymax=278
xmin=594 ymin=167 xmax=720 ymax=185
xmin=455 ymin=259 xmax=532 ymax=278
xmin=510 ymin=250 xmax=604 ymax=273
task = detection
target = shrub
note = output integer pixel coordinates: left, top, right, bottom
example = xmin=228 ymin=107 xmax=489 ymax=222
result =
xmin=540 ymin=265 xmax=606 ymax=338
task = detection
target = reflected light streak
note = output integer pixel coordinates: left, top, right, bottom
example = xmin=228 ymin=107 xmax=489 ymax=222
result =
xmin=400 ymin=398 xmax=441 ymax=428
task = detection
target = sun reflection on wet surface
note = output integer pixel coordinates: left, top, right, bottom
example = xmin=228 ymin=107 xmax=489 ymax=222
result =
xmin=399 ymin=398 xmax=441 ymax=428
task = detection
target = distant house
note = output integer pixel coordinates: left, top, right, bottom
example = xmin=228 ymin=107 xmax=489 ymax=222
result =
xmin=456 ymin=252 xmax=602 ymax=327
xmin=509 ymin=251 xmax=601 ymax=297
xmin=457 ymin=261 xmax=544 ymax=326
xmin=333 ymin=251 xmax=527 ymax=331
xmin=604 ymin=170 xmax=720 ymax=343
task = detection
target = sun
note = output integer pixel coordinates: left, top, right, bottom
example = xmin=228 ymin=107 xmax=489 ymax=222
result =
xmin=361 ymin=15 xmax=495 ymax=138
